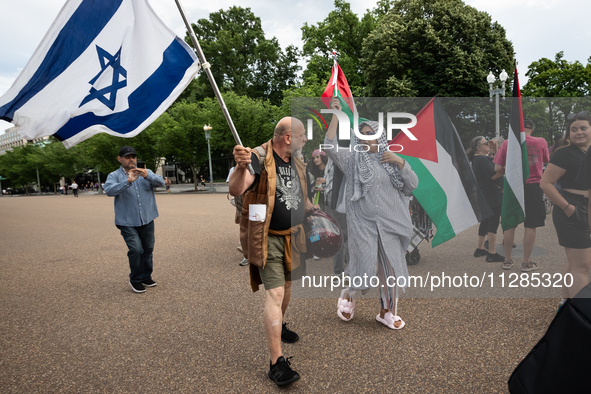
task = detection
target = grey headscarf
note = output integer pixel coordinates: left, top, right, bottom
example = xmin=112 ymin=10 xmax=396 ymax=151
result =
xmin=351 ymin=120 xmax=404 ymax=201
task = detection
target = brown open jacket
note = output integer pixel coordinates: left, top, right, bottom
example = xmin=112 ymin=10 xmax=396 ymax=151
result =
xmin=239 ymin=139 xmax=308 ymax=292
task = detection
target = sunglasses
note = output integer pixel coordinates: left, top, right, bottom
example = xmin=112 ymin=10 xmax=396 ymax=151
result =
xmin=360 ymin=129 xmax=377 ymax=136
xmin=567 ymin=111 xmax=591 ymax=121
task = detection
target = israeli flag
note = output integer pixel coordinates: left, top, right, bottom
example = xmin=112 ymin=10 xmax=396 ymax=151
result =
xmin=0 ymin=0 xmax=200 ymax=148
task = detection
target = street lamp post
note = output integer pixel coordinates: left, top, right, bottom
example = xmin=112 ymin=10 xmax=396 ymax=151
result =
xmin=487 ymin=69 xmax=508 ymax=139
xmin=203 ymin=124 xmax=216 ymax=193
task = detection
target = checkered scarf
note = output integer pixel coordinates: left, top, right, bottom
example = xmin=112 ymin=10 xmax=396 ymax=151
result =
xmin=351 ymin=120 xmax=404 ymax=201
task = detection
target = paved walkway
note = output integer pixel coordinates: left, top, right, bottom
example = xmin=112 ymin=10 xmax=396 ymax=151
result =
xmin=0 ymin=193 xmax=566 ymax=393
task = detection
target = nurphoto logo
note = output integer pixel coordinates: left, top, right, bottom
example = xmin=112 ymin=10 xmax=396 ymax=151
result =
xmin=305 ymin=108 xmax=419 ymax=153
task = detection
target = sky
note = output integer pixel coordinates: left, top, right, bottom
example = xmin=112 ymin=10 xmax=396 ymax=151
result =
xmin=0 ymin=0 xmax=589 ymax=132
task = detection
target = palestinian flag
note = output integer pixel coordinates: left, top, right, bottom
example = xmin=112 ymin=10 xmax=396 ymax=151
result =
xmin=321 ymin=58 xmax=357 ymax=129
xmin=500 ymin=66 xmax=529 ymax=231
xmin=390 ymin=98 xmax=492 ymax=247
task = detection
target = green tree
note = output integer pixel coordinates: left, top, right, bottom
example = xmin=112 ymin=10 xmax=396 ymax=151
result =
xmin=523 ymin=52 xmax=591 ymax=97
xmin=77 ymin=133 xmax=121 ymax=177
xmin=522 ymin=52 xmax=591 ymax=136
xmin=75 ymin=123 xmax=166 ymax=183
xmin=199 ymin=92 xmax=279 ymax=152
xmin=124 ymin=125 xmax=166 ymax=172
xmin=157 ymin=103 xmax=205 ymax=190
xmin=0 ymin=144 xmax=41 ymax=193
xmin=301 ymin=0 xmax=392 ymax=92
xmin=157 ymin=93 xmax=280 ymax=189
xmin=188 ymin=6 xmax=300 ymax=106
xmin=360 ymin=0 xmax=515 ymax=97
xmin=198 ymin=92 xmax=279 ymax=180
xmin=37 ymin=139 xmax=86 ymax=187
xmin=279 ymin=77 xmax=327 ymax=119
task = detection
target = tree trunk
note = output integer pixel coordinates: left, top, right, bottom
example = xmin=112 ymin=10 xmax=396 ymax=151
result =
xmin=191 ymin=165 xmax=199 ymax=191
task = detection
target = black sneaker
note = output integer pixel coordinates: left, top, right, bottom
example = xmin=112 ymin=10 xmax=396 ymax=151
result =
xmin=486 ymin=252 xmax=505 ymax=262
xmin=268 ymin=356 xmax=300 ymax=387
xmin=129 ymin=281 xmax=146 ymax=293
xmin=473 ymin=248 xmax=487 ymax=257
xmin=281 ymin=322 xmax=299 ymax=343
xmin=142 ymin=279 xmax=157 ymax=287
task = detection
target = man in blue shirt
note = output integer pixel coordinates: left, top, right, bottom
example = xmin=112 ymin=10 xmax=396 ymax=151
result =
xmin=104 ymin=146 xmax=165 ymax=293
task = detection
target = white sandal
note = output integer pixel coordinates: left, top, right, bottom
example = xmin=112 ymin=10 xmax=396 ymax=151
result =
xmin=376 ymin=312 xmax=405 ymax=330
xmin=337 ymin=289 xmax=355 ymax=322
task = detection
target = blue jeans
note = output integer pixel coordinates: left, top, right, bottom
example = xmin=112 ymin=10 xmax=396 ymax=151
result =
xmin=117 ymin=221 xmax=155 ymax=283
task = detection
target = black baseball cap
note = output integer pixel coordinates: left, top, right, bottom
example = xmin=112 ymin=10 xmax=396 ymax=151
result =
xmin=119 ymin=146 xmax=137 ymax=157
xmin=523 ymin=117 xmax=534 ymax=129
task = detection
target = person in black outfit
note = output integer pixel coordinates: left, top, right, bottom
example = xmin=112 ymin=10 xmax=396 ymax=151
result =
xmin=542 ymin=111 xmax=591 ymax=310
xmin=467 ymin=136 xmax=504 ymax=262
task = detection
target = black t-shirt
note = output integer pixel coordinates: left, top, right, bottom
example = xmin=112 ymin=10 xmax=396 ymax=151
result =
xmin=576 ymin=146 xmax=591 ymax=190
xmin=472 ymin=155 xmax=503 ymax=208
xmin=551 ymin=144 xmax=586 ymax=191
xmin=250 ymin=151 xmax=305 ymax=231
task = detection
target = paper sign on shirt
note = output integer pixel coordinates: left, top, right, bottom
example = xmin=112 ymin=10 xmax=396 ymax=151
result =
xmin=249 ymin=204 xmax=266 ymax=222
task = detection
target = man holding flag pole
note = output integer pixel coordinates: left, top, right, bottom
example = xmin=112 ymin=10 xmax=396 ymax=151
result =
xmin=494 ymin=66 xmax=549 ymax=271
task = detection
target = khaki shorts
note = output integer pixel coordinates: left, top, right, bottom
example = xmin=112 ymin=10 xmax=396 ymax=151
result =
xmin=258 ymin=234 xmax=291 ymax=290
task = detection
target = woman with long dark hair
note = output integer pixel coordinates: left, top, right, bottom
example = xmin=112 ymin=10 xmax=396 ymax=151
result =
xmin=306 ymin=149 xmax=330 ymax=211
xmin=541 ymin=111 xmax=591 ymax=310
xmin=467 ymin=136 xmax=504 ymax=262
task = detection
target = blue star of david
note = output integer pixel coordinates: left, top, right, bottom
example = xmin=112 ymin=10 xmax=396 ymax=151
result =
xmin=79 ymin=46 xmax=127 ymax=110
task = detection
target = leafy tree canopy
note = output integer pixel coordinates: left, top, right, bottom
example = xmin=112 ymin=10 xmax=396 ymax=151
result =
xmin=522 ymin=53 xmax=591 ymax=137
xmin=187 ymin=6 xmax=300 ymax=106
xmin=523 ymin=52 xmax=591 ymax=98
xmin=301 ymin=0 xmax=392 ymax=93
xmin=360 ymin=0 xmax=515 ymax=97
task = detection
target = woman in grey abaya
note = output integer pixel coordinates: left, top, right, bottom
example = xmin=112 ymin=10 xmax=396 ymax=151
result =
xmin=324 ymin=98 xmax=418 ymax=329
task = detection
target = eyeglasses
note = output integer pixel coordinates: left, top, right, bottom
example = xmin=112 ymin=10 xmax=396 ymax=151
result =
xmin=478 ymin=141 xmax=489 ymax=147
xmin=567 ymin=111 xmax=591 ymax=121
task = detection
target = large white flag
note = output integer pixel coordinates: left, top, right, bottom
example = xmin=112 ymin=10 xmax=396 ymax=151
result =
xmin=0 ymin=0 xmax=199 ymax=148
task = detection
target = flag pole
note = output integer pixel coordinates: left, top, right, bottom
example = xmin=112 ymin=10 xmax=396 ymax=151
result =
xmin=331 ymin=51 xmax=338 ymax=99
xmin=173 ymin=0 xmax=254 ymax=175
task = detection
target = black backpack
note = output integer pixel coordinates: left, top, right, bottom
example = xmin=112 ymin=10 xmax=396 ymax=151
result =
xmin=508 ymin=284 xmax=591 ymax=393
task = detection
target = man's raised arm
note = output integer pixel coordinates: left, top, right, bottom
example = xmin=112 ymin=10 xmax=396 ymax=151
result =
xmin=229 ymin=145 xmax=256 ymax=196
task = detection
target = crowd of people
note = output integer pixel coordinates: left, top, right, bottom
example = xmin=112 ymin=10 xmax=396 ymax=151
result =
xmin=468 ymin=117 xmax=550 ymax=270
xmin=227 ymin=109 xmax=591 ymax=387
xmin=58 ymin=181 xmax=101 ymax=195
xmin=96 ymin=109 xmax=591 ymax=388
xmin=466 ymin=113 xmax=591 ymax=314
